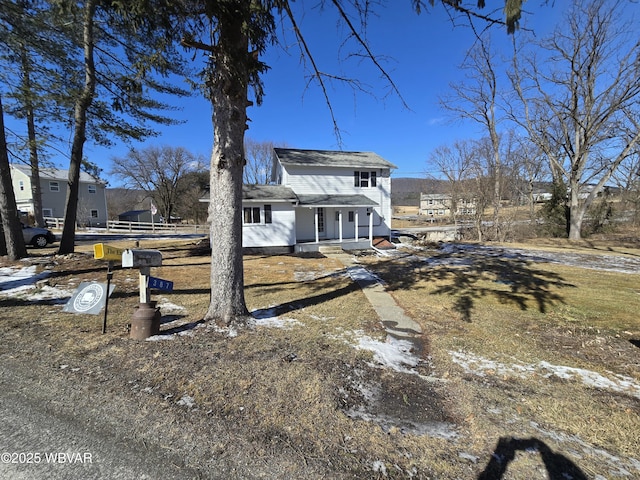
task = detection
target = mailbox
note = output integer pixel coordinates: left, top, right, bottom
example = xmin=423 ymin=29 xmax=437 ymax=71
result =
xmin=122 ymin=249 xmax=162 ymax=268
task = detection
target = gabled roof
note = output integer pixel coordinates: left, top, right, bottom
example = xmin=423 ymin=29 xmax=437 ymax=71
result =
xmin=273 ymin=148 xmax=397 ymax=169
xmin=11 ymin=164 xmax=104 ymax=184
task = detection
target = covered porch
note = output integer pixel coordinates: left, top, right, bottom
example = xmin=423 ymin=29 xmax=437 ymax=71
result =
xmin=293 ymin=194 xmax=379 ymax=252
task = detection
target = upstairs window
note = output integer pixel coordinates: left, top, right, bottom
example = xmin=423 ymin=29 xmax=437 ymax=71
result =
xmin=88 ymin=184 xmax=97 ymax=194
xmin=354 ymin=171 xmax=377 ymax=188
xmin=49 ymin=181 xmax=60 ymax=192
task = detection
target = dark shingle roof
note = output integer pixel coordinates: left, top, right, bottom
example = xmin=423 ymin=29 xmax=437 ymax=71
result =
xmin=274 ymin=148 xmax=396 ymax=169
xmin=199 ymin=185 xmax=297 ymax=203
xmin=242 ymin=184 xmax=297 ymax=201
xmin=296 ymin=194 xmax=378 ymax=207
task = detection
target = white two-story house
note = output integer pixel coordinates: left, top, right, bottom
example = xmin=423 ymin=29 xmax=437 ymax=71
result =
xmin=222 ymin=148 xmax=396 ymax=253
xmin=10 ymin=164 xmax=108 ymax=227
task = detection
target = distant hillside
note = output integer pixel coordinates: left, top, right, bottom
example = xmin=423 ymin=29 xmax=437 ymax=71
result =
xmin=391 ymin=177 xmax=447 ymax=206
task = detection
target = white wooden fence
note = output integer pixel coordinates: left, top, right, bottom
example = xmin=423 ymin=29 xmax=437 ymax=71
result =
xmin=44 ymin=217 xmax=209 ymax=235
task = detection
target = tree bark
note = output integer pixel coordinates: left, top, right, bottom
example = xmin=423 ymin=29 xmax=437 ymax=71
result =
xmin=19 ymin=44 xmax=45 ymax=227
xmin=0 ymin=95 xmax=28 ymax=260
xmin=58 ymin=0 xmax=96 ymax=254
xmin=204 ymin=11 xmax=250 ymax=326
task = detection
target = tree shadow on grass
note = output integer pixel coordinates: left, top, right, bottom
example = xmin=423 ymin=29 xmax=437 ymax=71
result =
xmin=250 ymin=282 xmax=360 ymax=318
xmin=478 ymin=437 xmax=587 ymax=480
xmin=373 ymin=246 xmax=575 ymax=322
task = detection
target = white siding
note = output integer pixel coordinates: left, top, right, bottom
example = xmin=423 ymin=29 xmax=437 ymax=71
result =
xmin=281 ymin=164 xmax=393 ymax=238
xmin=242 ymin=203 xmax=296 ymax=248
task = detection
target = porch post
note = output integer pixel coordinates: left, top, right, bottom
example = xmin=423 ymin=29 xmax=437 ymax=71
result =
xmin=314 ymin=208 xmax=319 ymax=243
xmin=354 ymin=210 xmax=359 ymax=241
xmin=338 ymin=209 xmax=343 ymax=243
xmin=368 ymin=208 xmax=373 ymax=245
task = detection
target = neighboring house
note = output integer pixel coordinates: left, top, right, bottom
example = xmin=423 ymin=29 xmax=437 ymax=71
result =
xmin=202 ymin=148 xmax=397 ymax=252
xmin=10 ymin=164 xmax=108 ymax=226
xmin=419 ymin=193 xmax=477 ymax=218
xmin=117 ymin=209 xmax=162 ymax=224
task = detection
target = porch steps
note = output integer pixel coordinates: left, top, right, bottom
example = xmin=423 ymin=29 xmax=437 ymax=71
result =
xmin=318 ymin=245 xmax=345 ymax=255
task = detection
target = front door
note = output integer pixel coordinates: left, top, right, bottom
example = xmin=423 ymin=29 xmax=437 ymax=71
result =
xmin=317 ymin=207 xmax=326 ymax=238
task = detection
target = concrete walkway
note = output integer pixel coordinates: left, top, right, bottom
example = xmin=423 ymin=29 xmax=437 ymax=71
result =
xmin=325 ymin=252 xmax=422 ymax=339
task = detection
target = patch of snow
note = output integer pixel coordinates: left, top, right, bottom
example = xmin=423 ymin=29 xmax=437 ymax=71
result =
xmin=348 ymin=406 xmax=459 ymax=440
xmin=426 ymin=243 xmax=640 ymax=274
xmin=450 ymin=350 xmax=640 ymax=399
xmin=176 ymin=395 xmax=195 ymax=408
xmin=372 ymin=460 xmax=387 ymax=475
xmin=157 ymin=300 xmax=186 ymax=314
xmin=347 ymin=266 xmax=385 ymax=285
xmin=294 ymin=269 xmax=346 ymax=282
xmin=0 ymin=265 xmax=52 ymax=296
xmin=309 ymin=314 xmax=336 ymax=322
xmin=251 ymin=307 xmax=303 ymax=329
xmin=356 ymin=334 xmax=419 ymax=374
xmin=530 ymin=421 xmax=640 ymax=477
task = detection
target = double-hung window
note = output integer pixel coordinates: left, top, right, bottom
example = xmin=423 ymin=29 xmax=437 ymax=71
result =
xmin=243 ymin=205 xmax=272 ymax=225
xmin=354 ymin=171 xmax=377 ymax=188
xmin=244 ymin=207 xmax=261 ymax=224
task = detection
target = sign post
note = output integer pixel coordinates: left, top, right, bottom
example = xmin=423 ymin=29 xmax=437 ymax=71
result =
xmin=92 ymin=244 xmax=124 ymax=333
xmin=102 ymin=261 xmax=114 ymax=334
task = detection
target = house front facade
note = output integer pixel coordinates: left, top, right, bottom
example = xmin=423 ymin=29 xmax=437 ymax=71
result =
xmin=419 ymin=193 xmax=477 ymax=219
xmin=272 ymin=148 xmax=395 ymax=250
xmin=202 ymin=148 xmax=396 ymax=252
xmin=10 ymin=164 xmax=108 ymax=226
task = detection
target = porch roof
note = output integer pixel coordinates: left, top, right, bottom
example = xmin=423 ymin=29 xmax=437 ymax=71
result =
xmin=295 ymin=194 xmax=378 ymax=208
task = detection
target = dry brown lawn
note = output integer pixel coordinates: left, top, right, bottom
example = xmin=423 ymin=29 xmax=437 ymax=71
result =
xmin=0 ymin=236 xmax=638 ymax=479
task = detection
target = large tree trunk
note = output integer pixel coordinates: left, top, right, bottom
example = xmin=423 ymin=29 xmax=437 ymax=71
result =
xmin=204 ymin=11 xmax=250 ymax=326
xmin=58 ymin=0 xmax=96 ymax=254
xmin=0 ymin=95 xmax=28 ymax=260
xmin=19 ymin=45 xmax=45 ymax=227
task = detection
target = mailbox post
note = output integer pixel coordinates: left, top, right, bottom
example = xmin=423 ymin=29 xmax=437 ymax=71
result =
xmin=122 ymin=249 xmax=163 ymax=340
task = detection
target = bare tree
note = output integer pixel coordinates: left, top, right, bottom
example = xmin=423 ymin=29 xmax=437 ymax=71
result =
xmin=174 ymin=170 xmax=209 ymax=225
xmin=510 ymin=135 xmax=549 ymax=222
xmin=110 ymin=146 xmax=204 ymax=223
xmin=426 ymin=140 xmax=476 ymax=227
xmin=509 ymin=0 xmax=640 ymax=240
xmin=243 ymin=138 xmax=277 ymax=185
xmin=441 ymin=36 xmax=505 ymax=239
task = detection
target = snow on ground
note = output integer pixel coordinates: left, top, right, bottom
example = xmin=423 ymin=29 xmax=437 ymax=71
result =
xmin=346 ymin=266 xmax=385 ymax=284
xmin=396 ymin=241 xmax=640 ymax=274
xmin=0 ymin=264 xmax=73 ymax=302
xmin=450 ymin=350 xmax=640 ymax=399
xmin=294 ymin=268 xmax=347 ymax=282
xmin=354 ymin=333 xmax=420 ymax=374
xmin=251 ymin=307 xmax=303 ymax=329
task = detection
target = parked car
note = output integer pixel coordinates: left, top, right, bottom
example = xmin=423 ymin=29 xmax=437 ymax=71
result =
xmin=22 ymin=223 xmax=56 ymax=248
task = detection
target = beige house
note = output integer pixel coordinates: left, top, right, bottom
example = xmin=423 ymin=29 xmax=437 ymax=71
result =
xmin=10 ymin=164 xmax=108 ymax=226
xmin=419 ymin=193 xmax=477 ymax=218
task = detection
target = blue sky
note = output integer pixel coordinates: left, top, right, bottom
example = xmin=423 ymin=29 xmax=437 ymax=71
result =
xmin=19 ymin=1 xmax=567 ymax=186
